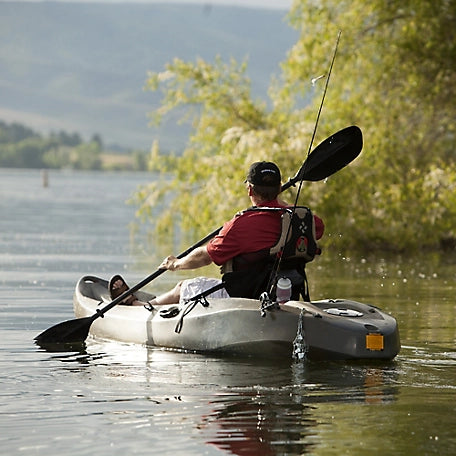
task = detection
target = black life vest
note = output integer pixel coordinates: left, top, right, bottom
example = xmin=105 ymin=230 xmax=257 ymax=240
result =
xmin=222 ymin=206 xmax=320 ymax=299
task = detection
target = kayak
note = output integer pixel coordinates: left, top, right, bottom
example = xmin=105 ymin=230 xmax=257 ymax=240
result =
xmin=73 ymin=275 xmax=400 ymax=361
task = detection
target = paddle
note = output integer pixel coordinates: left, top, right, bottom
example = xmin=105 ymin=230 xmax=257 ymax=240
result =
xmin=282 ymin=125 xmax=362 ymax=188
xmin=34 ymin=124 xmax=362 ymax=346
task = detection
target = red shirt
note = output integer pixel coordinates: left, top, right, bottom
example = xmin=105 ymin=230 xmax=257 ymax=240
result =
xmin=207 ymin=200 xmax=324 ymax=266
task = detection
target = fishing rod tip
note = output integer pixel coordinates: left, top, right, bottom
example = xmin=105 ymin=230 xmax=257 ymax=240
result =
xmin=311 ymin=74 xmax=326 ymax=86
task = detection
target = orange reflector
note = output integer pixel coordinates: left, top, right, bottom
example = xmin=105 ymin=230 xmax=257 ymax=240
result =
xmin=366 ymin=333 xmax=384 ymax=351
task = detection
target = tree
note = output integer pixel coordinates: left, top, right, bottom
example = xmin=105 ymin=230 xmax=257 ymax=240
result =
xmin=0 ymin=120 xmax=39 ymax=143
xmin=283 ymin=0 xmax=456 ymax=251
xmin=71 ymin=141 xmax=102 ymax=170
xmin=0 ymin=137 xmax=48 ymax=168
xmin=137 ymin=0 xmax=456 ymax=252
xmin=50 ymin=130 xmax=83 ymax=147
xmin=0 ymin=120 xmax=109 ymax=170
xmin=42 ymin=145 xmax=73 ymax=169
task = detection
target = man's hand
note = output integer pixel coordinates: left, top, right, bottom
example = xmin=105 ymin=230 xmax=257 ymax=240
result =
xmin=159 ymin=246 xmax=212 ymax=271
xmin=160 ymin=255 xmax=179 ymax=271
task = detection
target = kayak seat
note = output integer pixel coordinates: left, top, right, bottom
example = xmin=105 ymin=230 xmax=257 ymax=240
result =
xmin=79 ymin=276 xmax=111 ymax=301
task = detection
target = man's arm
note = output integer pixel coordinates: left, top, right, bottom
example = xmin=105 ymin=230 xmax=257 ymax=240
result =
xmin=159 ymin=246 xmax=212 ymax=271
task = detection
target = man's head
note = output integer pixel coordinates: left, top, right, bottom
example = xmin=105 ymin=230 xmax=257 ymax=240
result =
xmin=246 ymin=161 xmax=281 ymax=202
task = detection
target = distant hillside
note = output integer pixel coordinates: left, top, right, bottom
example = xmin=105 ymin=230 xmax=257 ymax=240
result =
xmin=0 ymin=2 xmax=297 ymax=150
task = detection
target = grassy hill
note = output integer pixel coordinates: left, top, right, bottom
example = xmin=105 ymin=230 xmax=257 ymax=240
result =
xmin=0 ymin=2 xmax=296 ymax=151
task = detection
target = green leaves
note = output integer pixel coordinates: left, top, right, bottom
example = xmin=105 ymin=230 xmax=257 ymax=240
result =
xmin=137 ymin=0 xmax=456 ymax=253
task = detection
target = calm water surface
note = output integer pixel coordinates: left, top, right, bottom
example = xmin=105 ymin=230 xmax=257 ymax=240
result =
xmin=1 ymin=169 xmax=455 ymax=455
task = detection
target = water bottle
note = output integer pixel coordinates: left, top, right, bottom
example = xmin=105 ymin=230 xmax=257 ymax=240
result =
xmin=276 ymin=277 xmax=292 ymax=303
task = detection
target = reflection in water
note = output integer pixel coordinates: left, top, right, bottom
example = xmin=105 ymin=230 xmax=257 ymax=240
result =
xmin=39 ymin=339 xmax=400 ymax=455
xmin=202 ymin=392 xmax=317 ymax=455
xmin=291 ymin=361 xmax=399 ymax=404
xmin=199 ymin=362 xmax=398 ymax=455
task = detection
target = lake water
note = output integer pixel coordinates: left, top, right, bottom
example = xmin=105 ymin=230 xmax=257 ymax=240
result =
xmin=1 ymin=168 xmax=455 ymax=455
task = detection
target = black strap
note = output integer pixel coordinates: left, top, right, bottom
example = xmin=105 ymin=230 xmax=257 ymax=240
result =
xmin=174 ymin=282 xmax=226 ymax=333
xmin=301 ymin=269 xmax=311 ymax=302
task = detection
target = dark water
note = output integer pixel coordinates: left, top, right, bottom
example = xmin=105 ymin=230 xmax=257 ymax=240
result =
xmin=1 ymin=169 xmax=455 ymax=455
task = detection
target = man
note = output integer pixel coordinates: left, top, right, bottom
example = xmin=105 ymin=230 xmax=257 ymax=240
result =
xmin=110 ymin=161 xmax=324 ymax=307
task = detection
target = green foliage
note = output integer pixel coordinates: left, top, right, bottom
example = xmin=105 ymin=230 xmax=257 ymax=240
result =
xmin=137 ymin=0 xmax=456 ymax=252
xmin=131 ymin=150 xmax=148 ymax=171
xmin=70 ymin=141 xmax=102 ymax=170
xmin=138 ymin=56 xmax=321 ymax=244
xmin=0 ymin=121 xmax=146 ymax=171
xmin=0 ymin=137 xmax=50 ymax=168
xmin=283 ymin=0 xmax=456 ymax=252
xmin=0 ymin=120 xmax=39 ymax=143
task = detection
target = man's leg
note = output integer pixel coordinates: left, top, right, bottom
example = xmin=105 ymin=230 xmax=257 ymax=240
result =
xmin=132 ymin=281 xmax=183 ymax=306
xmin=110 ymin=276 xmax=182 ymax=307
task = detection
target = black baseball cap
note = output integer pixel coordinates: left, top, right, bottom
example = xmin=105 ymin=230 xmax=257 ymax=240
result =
xmin=246 ymin=161 xmax=281 ymax=187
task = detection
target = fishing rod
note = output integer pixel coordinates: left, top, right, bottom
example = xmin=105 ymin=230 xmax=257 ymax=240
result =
xmin=265 ymin=30 xmax=342 ymax=302
xmin=294 ymin=30 xmax=341 ymax=204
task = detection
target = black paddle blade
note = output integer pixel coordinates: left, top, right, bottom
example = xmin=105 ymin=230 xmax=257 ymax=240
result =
xmin=34 ymin=316 xmax=94 ymax=346
xmin=301 ymin=125 xmax=363 ymax=182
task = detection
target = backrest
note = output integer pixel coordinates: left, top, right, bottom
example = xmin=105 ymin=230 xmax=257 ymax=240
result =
xmin=269 ymin=206 xmax=319 ymax=264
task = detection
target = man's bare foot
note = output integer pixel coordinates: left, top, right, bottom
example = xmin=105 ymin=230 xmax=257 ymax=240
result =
xmin=108 ymin=275 xmax=138 ymax=306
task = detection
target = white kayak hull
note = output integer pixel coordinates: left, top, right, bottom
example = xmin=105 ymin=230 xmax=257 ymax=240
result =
xmin=73 ymin=276 xmax=400 ymax=360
